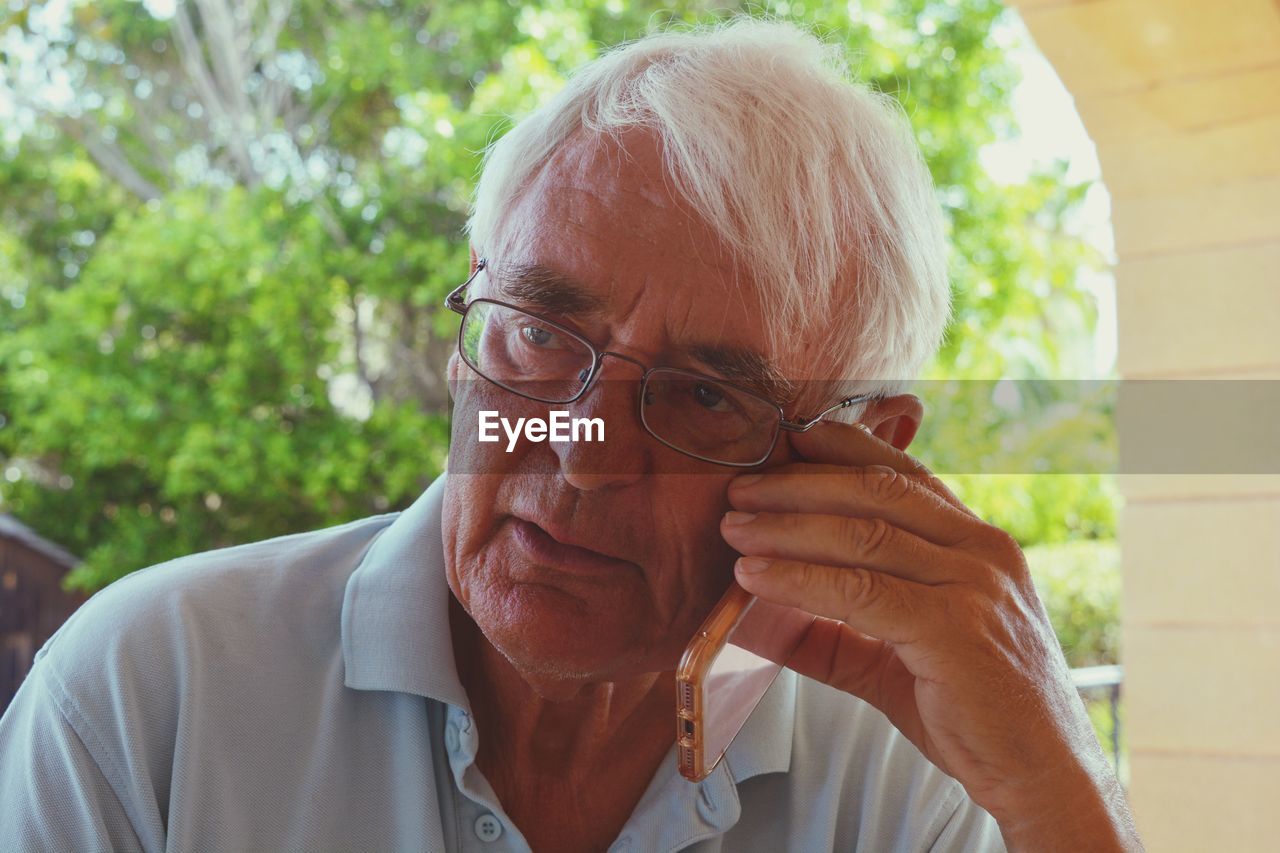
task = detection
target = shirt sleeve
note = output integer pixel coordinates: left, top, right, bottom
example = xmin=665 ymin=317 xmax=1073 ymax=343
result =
xmin=0 ymin=663 xmax=147 ymax=853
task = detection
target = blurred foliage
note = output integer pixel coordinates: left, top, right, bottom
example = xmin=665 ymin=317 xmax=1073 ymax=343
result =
xmin=1024 ymin=540 xmax=1121 ymax=667
xmin=1 ymin=0 xmax=1115 ymax=592
xmin=1025 ymin=539 xmax=1124 ymax=768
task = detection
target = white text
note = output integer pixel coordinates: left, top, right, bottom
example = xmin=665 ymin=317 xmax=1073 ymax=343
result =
xmin=478 ymin=410 xmax=605 ymax=452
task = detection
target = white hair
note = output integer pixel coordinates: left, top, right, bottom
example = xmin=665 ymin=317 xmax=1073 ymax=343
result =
xmin=467 ymin=17 xmax=950 ymax=411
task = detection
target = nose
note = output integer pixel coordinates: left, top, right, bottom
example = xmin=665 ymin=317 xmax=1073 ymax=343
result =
xmin=551 ymin=353 xmax=649 ymax=491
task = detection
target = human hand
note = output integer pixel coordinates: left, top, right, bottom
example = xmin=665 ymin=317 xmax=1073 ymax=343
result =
xmin=719 ymin=420 xmax=1142 ymax=852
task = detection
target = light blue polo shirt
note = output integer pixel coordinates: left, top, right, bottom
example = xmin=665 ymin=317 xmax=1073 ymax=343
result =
xmin=0 ymin=475 xmax=1004 ymax=851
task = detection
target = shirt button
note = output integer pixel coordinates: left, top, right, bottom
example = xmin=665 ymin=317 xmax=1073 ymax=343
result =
xmin=474 ymin=813 xmax=503 ymax=843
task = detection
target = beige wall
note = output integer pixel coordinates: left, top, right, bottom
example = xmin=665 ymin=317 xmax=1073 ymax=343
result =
xmin=1008 ymin=1 xmax=1280 ymax=849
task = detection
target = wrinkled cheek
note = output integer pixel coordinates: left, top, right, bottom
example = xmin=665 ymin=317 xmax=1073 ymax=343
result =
xmin=678 ymin=548 xmax=742 ymax=635
xmin=442 ymin=469 xmax=509 ymax=614
xmin=450 ymin=552 xmax=496 ymax=615
xmin=445 ymin=526 xmax=516 ymax=622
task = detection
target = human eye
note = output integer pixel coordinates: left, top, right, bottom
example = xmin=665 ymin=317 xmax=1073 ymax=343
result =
xmin=520 ymin=324 xmax=561 ymax=347
xmin=685 ymin=380 xmax=760 ymax=424
xmin=691 ymin=381 xmax=735 ymax=413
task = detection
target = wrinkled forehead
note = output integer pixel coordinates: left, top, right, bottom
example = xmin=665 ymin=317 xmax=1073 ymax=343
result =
xmin=483 ymin=129 xmax=852 ymax=410
xmin=495 ymin=128 xmax=720 ymax=260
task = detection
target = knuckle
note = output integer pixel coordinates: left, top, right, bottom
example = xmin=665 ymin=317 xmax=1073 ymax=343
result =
xmin=836 ymin=567 xmax=880 ymax=616
xmin=862 ymin=466 xmax=912 ymax=503
xmin=861 ymin=516 xmax=896 ymax=556
xmin=982 ymin=524 xmax=1027 ymax=568
xmin=836 ymin=514 xmax=864 ymax=551
xmin=965 ymin=523 xmax=1032 ymax=592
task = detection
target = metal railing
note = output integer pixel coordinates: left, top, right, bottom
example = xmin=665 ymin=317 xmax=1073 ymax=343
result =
xmin=1071 ymin=664 xmax=1123 ymax=767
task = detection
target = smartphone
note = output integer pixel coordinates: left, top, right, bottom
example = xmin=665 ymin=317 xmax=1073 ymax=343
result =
xmin=675 ymin=581 xmax=818 ymax=781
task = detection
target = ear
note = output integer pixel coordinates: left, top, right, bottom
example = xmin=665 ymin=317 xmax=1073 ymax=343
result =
xmin=447 ymin=351 xmax=463 ymax=403
xmin=860 ymin=393 xmax=923 ymax=452
xmin=469 ymin=245 xmax=479 ymax=275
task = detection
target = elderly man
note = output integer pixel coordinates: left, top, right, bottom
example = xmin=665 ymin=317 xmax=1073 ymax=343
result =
xmin=0 ymin=19 xmax=1140 ymax=853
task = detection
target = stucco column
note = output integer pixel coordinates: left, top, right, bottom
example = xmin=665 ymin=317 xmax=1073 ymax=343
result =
xmin=1005 ymin=1 xmax=1280 ymax=849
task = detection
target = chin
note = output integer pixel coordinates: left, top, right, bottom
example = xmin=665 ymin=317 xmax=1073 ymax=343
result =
xmin=473 ymin=581 xmax=686 ymax=690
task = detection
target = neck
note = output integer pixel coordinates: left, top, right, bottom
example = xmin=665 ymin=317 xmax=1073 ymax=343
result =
xmin=449 ymin=595 xmax=675 ymax=787
xmin=448 ymin=595 xmax=677 ymax=850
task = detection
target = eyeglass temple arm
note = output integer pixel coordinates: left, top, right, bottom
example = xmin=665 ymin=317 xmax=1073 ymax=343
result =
xmin=444 ymin=259 xmax=488 ymax=313
xmin=779 ymin=392 xmax=878 ymax=433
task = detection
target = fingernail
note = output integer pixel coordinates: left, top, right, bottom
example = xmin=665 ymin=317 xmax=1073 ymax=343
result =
xmin=731 ymin=474 xmax=763 ymax=489
xmin=723 ymin=511 xmax=757 ymax=526
xmin=736 ymin=557 xmax=771 ymax=574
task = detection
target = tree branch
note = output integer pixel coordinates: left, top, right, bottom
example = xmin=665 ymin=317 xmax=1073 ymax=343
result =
xmin=55 ymin=117 xmax=162 ymax=201
xmin=172 ymin=0 xmax=258 ymax=184
xmin=194 ymin=0 xmax=256 ymax=127
xmin=348 ymin=286 xmax=376 ymax=403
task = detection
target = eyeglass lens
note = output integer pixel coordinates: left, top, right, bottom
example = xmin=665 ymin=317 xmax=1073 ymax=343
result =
xmin=459 ymin=301 xmax=780 ymax=465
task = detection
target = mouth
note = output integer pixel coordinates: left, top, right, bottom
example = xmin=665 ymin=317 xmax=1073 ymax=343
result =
xmin=509 ymin=516 xmax=639 ymax=577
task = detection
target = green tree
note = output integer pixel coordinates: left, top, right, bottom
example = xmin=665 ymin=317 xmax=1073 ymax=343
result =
xmin=1 ymin=0 xmax=1113 ymax=592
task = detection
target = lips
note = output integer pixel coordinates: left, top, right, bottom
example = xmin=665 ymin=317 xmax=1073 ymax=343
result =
xmin=510 ymin=517 xmax=637 ymax=575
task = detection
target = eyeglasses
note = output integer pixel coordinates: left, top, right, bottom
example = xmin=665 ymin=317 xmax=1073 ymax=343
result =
xmin=444 ymin=260 xmax=877 ymax=468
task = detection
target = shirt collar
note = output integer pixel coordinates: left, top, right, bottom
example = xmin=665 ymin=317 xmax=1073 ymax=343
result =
xmin=722 ymin=664 xmax=797 ymax=782
xmin=340 ymin=472 xmax=796 ymax=784
xmin=341 ymin=474 xmax=469 ymax=709
xmin=622 ymin=669 xmax=797 ymax=847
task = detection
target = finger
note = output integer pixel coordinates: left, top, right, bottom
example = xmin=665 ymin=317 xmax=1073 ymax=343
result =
xmin=732 ymin=555 xmax=935 ymax=645
xmin=788 ymin=420 xmax=978 ymax=519
xmin=784 ymin=618 xmax=892 ymax=692
xmin=784 ymin=619 xmax=923 ymax=740
xmin=725 ymin=593 xmax=824 ymax=668
xmin=720 ymin=510 xmax=975 ymax=585
xmin=728 ymin=463 xmax=977 ymax=548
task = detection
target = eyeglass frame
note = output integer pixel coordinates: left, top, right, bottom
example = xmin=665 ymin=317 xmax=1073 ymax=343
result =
xmin=444 ymin=258 xmax=880 ymax=468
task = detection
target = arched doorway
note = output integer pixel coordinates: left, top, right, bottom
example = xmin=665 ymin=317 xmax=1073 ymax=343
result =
xmin=1010 ymin=1 xmax=1280 ymax=848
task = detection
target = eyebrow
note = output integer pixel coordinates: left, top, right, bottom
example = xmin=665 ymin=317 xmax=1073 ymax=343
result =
xmin=489 ymin=263 xmax=608 ymax=316
xmin=689 ymin=344 xmax=795 ymax=404
xmin=487 ymin=261 xmax=794 ymax=403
